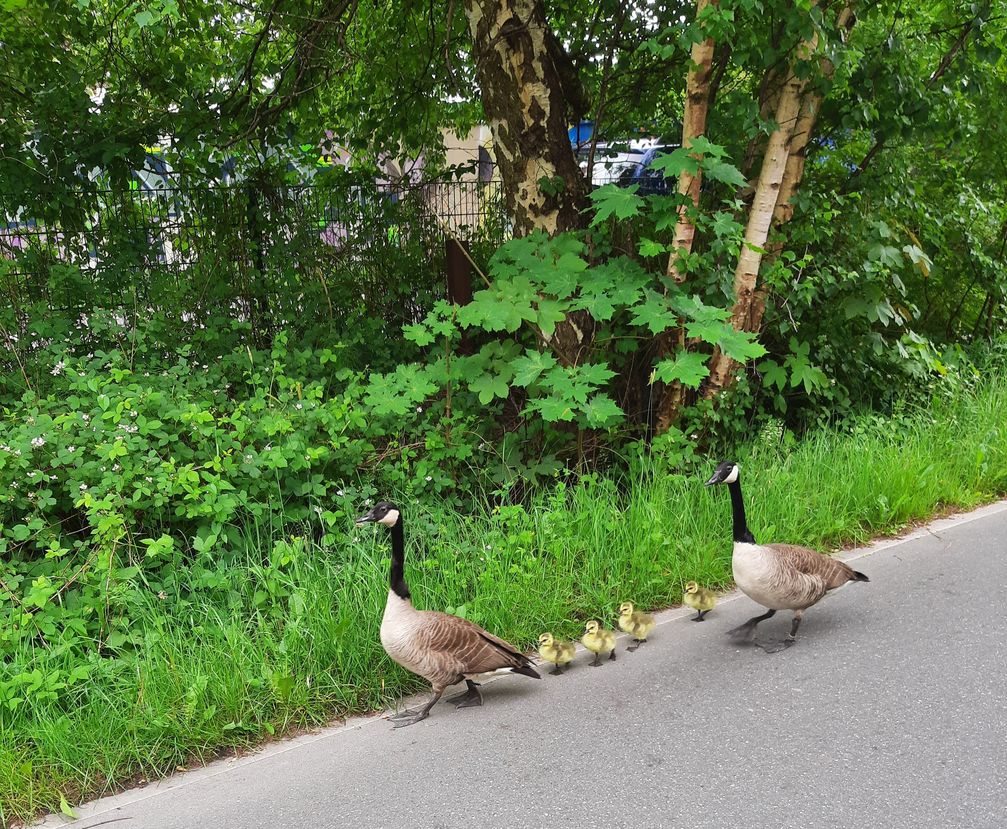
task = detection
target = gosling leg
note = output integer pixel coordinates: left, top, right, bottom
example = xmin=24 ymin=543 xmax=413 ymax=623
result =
xmin=549 ymin=665 xmax=565 ymax=676
xmin=626 ymin=638 xmax=642 ymax=652
xmin=608 ymin=648 xmax=616 ymax=661
xmin=728 ymin=608 xmax=776 ymax=642
xmin=693 ymin=609 xmax=709 ymax=622
xmin=589 ymin=653 xmax=602 ymax=667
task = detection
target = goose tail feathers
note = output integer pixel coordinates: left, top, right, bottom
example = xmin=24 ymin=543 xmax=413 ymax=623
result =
xmin=851 ymin=570 xmax=869 ymax=582
xmin=510 ymin=663 xmax=542 ymax=680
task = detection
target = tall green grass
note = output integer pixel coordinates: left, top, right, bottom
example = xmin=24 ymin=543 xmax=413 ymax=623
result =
xmin=2 ymin=376 xmax=1006 ymax=826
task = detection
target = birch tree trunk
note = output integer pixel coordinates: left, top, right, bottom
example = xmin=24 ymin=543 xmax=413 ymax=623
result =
xmin=463 ymin=0 xmax=588 ymax=237
xmin=652 ymin=0 xmax=718 ymax=434
xmin=704 ymin=48 xmax=814 ymax=398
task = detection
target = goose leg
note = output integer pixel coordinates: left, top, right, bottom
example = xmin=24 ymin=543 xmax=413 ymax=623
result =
xmin=390 ymin=687 xmax=443 ymax=728
xmin=758 ymin=611 xmax=803 ymax=654
xmin=448 ymin=679 xmax=482 ymax=708
xmin=549 ymin=665 xmax=565 ymax=676
xmin=693 ymin=609 xmax=708 ymax=622
xmin=608 ymin=649 xmax=616 ymax=661
xmin=627 ymin=638 xmax=642 ymax=652
xmin=589 ymin=653 xmax=602 ymax=667
xmin=728 ymin=608 xmax=776 ymax=641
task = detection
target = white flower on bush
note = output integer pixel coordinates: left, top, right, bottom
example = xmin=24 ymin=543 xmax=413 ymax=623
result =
xmin=81 ymin=413 xmax=90 ymax=422
xmin=425 ymin=475 xmax=432 ymax=482
xmin=31 ymin=436 xmax=45 ymax=448
xmin=79 ymin=483 xmax=88 ymax=491
xmin=67 ymin=446 xmax=76 ymax=453
xmin=27 ymin=471 xmax=36 ymax=478
xmin=51 ymin=360 xmax=65 ymax=376
xmin=337 ymin=489 xmax=345 ymax=497
xmin=295 ymin=403 xmax=303 ymax=410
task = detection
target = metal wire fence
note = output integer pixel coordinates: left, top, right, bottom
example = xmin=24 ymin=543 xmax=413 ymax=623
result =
xmin=0 ymin=178 xmax=510 ymax=332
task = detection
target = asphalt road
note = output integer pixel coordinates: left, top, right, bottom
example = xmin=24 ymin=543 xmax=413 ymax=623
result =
xmin=42 ymin=502 xmax=1007 ymax=829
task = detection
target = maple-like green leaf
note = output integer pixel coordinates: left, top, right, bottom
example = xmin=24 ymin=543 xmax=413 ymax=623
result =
xmin=511 ymin=350 xmax=558 ymax=387
xmin=717 ymin=327 xmax=768 ymax=361
xmin=469 ymin=373 xmax=510 ymax=404
xmin=684 ymin=318 xmax=726 ymax=344
xmin=653 ymin=352 xmax=710 ymax=388
xmin=589 ymin=184 xmax=645 ymax=226
xmin=631 ymin=291 xmax=678 ymax=333
xmin=702 ymin=158 xmax=748 ymax=189
xmin=757 ymin=359 xmax=788 ymax=390
xmin=638 ymin=237 xmax=666 ymax=257
xmin=535 ymin=298 xmax=567 ymax=336
xmin=685 ymin=136 xmax=727 ymax=158
xmin=526 ymin=395 xmax=576 ymax=422
xmin=648 ymin=147 xmax=700 ymax=178
xmin=671 ymin=294 xmax=730 ymax=323
xmin=581 ymin=394 xmax=624 ymax=428
xmin=402 ymin=323 xmax=434 ymax=346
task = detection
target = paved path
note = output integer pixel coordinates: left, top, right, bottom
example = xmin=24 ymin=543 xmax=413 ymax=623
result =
xmin=42 ymin=503 xmax=1007 ymax=829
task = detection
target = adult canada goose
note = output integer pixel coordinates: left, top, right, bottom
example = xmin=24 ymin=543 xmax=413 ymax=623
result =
xmin=537 ymin=632 xmax=576 ymax=675
xmin=618 ymin=602 xmax=656 ymax=652
xmin=683 ymin=581 xmax=716 ymax=621
xmin=705 ymin=460 xmax=869 ymax=651
xmin=356 ymin=501 xmax=540 ymax=727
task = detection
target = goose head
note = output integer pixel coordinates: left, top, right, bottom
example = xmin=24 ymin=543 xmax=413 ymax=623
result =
xmin=584 ymin=620 xmax=601 ymax=635
xmin=705 ymin=460 xmax=739 ymax=486
xmin=684 ymin=580 xmax=699 ymax=594
xmin=355 ymin=501 xmax=401 ymax=527
xmin=538 ymin=632 xmax=556 ymax=647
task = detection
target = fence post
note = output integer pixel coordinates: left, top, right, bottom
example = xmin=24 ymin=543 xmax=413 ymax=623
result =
xmin=445 ymin=237 xmax=473 ymax=354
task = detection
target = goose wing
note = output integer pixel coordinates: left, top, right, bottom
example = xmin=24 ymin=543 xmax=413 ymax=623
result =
xmin=415 ymin=611 xmax=534 ymax=674
xmin=766 ymin=544 xmax=862 ymax=590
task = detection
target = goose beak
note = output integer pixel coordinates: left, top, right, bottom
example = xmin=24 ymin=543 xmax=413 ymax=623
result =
xmin=704 ymin=473 xmax=719 ymax=486
xmin=355 ymin=511 xmax=376 ymax=525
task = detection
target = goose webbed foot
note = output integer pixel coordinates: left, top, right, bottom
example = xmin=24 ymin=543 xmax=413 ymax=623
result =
xmin=757 ymin=636 xmax=797 ymax=654
xmin=448 ymin=680 xmax=483 ymax=708
xmin=692 ymin=610 xmax=708 ymax=622
xmin=728 ymin=608 xmax=776 ymax=642
xmin=549 ymin=665 xmax=565 ymax=675
xmin=626 ymin=639 xmax=642 ymax=652
xmin=389 ymin=707 xmax=422 ymax=720
xmin=609 ymin=649 xmax=616 ymax=661
xmin=589 ymin=654 xmax=602 ymax=667
xmin=391 ymin=710 xmax=431 ymax=728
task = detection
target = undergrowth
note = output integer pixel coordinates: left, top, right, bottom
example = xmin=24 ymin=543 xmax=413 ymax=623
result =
xmin=1 ymin=374 xmax=1006 ymax=825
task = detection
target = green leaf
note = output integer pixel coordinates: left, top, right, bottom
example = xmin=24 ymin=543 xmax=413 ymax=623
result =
xmin=511 ymin=351 xmax=557 ymax=387
xmin=648 ymin=147 xmax=700 ymax=178
xmin=702 ymin=158 xmax=748 ymax=189
xmin=402 ymin=323 xmax=434 ymax=346
xmin=653 ymin=352 xmax=710 ymax=388
xmin=581 ymin=394 xmax=624 ymax=428
xmin=589 ymin=184 xmax=645 ymax=225
xmin=717 ymin=328 xmax=767 ymax=361
xmin=638 ymin=238 xmax=666 ymax=257
xmin=758 ymin=359 xmax=788 ymax=390
xmin=526 ymin=395 xmax=576 ymax=422
xmin=535 ymin=299 xmax=567 ymax=337
xmin=630 ymin=291 xmax=679 ymax=334
xmin=12 ymin=524 xmax=30 ymax=542
xmin=469 ymin=373 xmax=510 ymax=404
xmin=60 ymin=794 xmax=78 ymax=819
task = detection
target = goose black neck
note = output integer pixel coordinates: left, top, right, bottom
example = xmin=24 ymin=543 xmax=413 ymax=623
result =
xmin=728 ymin=480 xmax=757 ymax=544
xmin=389 ymin=521 xmax=411 ymax=600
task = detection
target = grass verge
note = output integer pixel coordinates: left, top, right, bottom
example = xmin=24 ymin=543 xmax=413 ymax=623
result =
xmin=2 ymin=376 xmax=1006 ymax=825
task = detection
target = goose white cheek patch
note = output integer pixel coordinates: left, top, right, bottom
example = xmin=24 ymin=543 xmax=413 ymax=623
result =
xmin=378 ymin=509 xmax=400 ymax=526
xmin=723 ymin=466 xmax=739 ymax=483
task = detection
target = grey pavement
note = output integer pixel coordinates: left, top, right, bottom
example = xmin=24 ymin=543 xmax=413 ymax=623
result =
xmin=41 ymin=502 xmax=1007 ymax=829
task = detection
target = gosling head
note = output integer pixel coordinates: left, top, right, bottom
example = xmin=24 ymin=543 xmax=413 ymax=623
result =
xmin=538 ymin=632 xmax=555 ymax=647
xmin=355 ymin=501 xmax=401 ymax=527
xmin=705 ymin=460 xmax=739 ymax=486
xmin=584 ymin=620 xmax=601 ymax=635
xmin=684 ymin=581 xmax=700 ymax=595
xmin=618 ymin=601 xmax=634 ymax=617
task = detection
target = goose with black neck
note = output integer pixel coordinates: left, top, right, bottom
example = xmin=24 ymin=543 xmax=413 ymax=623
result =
xmin=356 ymin=501 xmax=540 ymax=728
xmin=705 ymin=461 xmax=869 ymax=652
